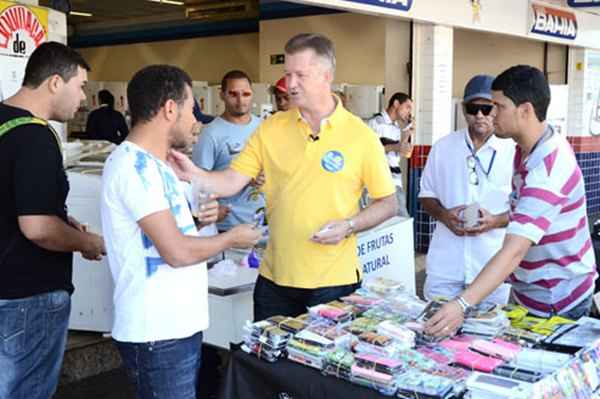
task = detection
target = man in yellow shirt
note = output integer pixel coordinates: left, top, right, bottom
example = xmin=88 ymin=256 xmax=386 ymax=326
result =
xmin=168 ymin=33 xmax=397 ymax=320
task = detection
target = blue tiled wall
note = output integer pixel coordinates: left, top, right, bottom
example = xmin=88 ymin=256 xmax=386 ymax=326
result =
xmin=576 ymin=152 xmax=600 ymax=215
xmin=410 ymin=148 xmax=600 ymax=255
xmin=408 ymin=166 xmax=436 ymax=254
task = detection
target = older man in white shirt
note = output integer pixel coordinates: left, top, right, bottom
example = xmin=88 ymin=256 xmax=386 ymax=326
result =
xmin=419 ymin=75 xmax=515 ymax=305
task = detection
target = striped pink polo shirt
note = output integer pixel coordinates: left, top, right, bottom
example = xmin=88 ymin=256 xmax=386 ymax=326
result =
xmin=507 ymin=125 xmax=596 ymax=317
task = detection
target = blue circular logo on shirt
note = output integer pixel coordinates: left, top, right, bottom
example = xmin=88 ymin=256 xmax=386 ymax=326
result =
xmin=321 ymin=151 xmax=344 ymax=173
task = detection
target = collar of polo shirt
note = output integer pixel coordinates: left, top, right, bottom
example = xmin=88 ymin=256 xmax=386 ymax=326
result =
xmin=295 ymin=94 xmax=345 ymax=139
xmin=465 ymin=128 xmax=503 ymax=152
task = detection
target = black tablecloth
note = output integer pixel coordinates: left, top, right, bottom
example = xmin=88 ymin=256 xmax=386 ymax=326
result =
xmin=219 ymin=349 xmax=391 ymax=399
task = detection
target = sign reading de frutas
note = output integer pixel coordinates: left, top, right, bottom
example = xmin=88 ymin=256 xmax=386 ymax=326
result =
xmin=0 ymin=1 xmax=48 ymax=59
xmin=344 ymin=0 xmax=413 ymax=12
xmin=530 ymin=2 xmax=577 ymax=40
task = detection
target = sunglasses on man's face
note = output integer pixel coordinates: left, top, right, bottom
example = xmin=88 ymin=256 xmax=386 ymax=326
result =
xmin=465 ymin=103 xmax=494 ymax=116
xmin=227 ymin=90 xmax=252 ymax=98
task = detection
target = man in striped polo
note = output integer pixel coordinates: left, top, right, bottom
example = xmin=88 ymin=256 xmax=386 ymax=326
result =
xmin=426 ymin=65 xmax=597 ymax=336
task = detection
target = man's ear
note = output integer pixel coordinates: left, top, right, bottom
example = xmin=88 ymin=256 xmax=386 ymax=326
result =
xmin=519 ymin=102 xmax=535 ymax=121
xmin=163 ymin=99 xmax=178 ymax=122
xmin=47 ymin=75 xmax=63 ymax=95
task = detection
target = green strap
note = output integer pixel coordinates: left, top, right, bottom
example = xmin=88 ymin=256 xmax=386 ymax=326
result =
xmin=0 ymin=116 xmax=47 ymax=138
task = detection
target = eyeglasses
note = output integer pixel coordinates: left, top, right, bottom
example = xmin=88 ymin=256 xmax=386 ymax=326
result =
xmin=226 ymin=90 xmax=252 ymax=98
xmin=467 ymin=155 xmax=479 ymax=185
xmin=465 ymin=103 xmax=494 ymax=116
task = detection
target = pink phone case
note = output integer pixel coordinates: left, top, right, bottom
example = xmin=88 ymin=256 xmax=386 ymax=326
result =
xmin=440 ymin=335 xmax=476 ymax=352
xmin=454 ymin=350 xmax=503 ymax=372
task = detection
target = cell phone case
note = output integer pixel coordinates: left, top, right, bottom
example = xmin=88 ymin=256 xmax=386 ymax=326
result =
xmin=470 ymin=339 xmax=520 ymax=361
xmin=454 ymin=350 xmax=504 ymax=372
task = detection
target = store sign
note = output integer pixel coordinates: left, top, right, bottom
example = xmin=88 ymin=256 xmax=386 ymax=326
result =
xmin=530 ymin=3 xmax=577 ymax=40
xmin=567 ymin=0 xmax=600 ymax=7
xmin=344 ymin=0 xmax=413 ymax=12
xmin=0 ymin=1 xmax=48 ymax=58
xmin=0 ymin=1 xmax=48 ymax=101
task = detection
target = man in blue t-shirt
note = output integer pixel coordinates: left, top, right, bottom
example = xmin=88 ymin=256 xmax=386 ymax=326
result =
xmin=192 ymin=70 xmax=265 ymax=231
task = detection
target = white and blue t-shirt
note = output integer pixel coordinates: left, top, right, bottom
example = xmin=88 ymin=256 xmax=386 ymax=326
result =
xmin=192 ymin=115 xmax=265 ymax=231
xmin=101 ymin=141 xmax=208 ymax=343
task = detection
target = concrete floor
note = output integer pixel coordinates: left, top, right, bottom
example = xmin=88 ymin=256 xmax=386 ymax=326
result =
xmin=54 ymin=255 xmax=427 ymax=398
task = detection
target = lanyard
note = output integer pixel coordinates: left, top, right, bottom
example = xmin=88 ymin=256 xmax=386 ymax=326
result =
xmin=524 ymin=125 xmax=554 ymax=164
xmin=0 ymin=116 xmax=62 ymax=156
xmin=465 ymin=134 xmax=496 ymax=178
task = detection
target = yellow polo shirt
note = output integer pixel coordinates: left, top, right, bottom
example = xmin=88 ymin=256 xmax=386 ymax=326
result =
xmin=231 ymin=101 xmax=395 ymax=288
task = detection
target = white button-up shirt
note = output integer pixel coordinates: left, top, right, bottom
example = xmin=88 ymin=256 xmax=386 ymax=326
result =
xmin=419 ymin=129 xmax=516 ymax=283
xmin=368 ymin=110 xmax=403 ymax=187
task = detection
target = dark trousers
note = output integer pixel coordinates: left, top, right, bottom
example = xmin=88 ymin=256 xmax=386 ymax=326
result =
xmin=253 ymin=275 xmax=361 ymax=321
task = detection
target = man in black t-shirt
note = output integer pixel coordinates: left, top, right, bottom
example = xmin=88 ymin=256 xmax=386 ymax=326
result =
xmin=0 ymin=42 xmax=105 ymax=399
xmin=85 ymin=89 xmax=129 ymax=144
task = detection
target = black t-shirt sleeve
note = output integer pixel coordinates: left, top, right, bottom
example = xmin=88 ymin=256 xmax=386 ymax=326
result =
xmin=12 ymin=125 xmax=65 ymax=216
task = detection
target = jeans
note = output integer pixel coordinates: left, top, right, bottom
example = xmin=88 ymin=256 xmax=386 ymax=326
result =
xmin=558 ymin=294 xmax=593 ymax=320
xmin=253 ymin=275 xmax=361 ymax=321
xmin=0 ymin=290 xmax=71 ymax=399
xmin=115 ymin=331 xmax=203 ymax=399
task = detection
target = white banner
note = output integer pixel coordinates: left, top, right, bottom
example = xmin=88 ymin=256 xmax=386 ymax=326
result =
xmin=357 ymin=216 xmax=416 ymax=294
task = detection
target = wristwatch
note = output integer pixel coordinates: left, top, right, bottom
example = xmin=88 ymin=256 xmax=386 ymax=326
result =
xmin=455 ymin=296 xmax=473 ymax=315
xmin=345 ymin=218 xmax=355 ymax=238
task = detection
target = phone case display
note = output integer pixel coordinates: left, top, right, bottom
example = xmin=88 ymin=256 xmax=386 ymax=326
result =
xmin=241 ymin=319 xmax=292 ymax=362
xmin=308 ymin=304 xmax=353 ymax=324
xmin=362 ymin=277 xmax=405 ymax=297
xmin=351 ymin=353 xmax=404 ymax=396
xmin=287 ymin=329 xmax=335 ymax=370
xmin=396 ymin=370 xmax=454 ymax=399
xmin=461 ymin=307 xmax=510 ymax=338
xmin=377 ymin=320 xmax=416 ymax=349
xmin=345 ymin=317 xmax=381 ymax=335
xmin=322 ymin=349 xmax=355 ymax=381
xmin=466 ymin=372 xmax=532 ymax=399
xmin=512 ymin=348 xmax=572 ymax=374
xmin=543 ymin=317 xmax=600 ymax=352
xmin=237 ymin=279 xmax=600 ymax=398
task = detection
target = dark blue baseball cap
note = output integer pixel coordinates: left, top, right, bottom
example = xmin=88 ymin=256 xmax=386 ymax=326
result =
xmin=463 ymin=74 xmax=495 ymax=103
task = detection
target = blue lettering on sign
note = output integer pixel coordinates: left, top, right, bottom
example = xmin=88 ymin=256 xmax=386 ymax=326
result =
xmin=360 ymin=233 xmax=395 ymax=255
xmin=344 ymin=0 xmax=413 ymax=11
xmin=321 ymin=151 xmax=345 ymax=173
xmin=362 ymin=255 xmax=391 ymax=273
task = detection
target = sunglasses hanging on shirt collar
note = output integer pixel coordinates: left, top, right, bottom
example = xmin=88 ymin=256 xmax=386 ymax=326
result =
xmin=465 ymin=103 xmax=494 ymax=116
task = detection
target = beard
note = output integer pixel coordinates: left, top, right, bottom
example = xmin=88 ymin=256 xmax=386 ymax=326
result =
xmin=169 ymin=127 xmax=191 ymax=151
xmin=228 ymin=106 xmax=250 ymax=117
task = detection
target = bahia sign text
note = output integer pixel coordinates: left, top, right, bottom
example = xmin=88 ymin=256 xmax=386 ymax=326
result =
xmin=530 ymin=3 xmax=577 ymax=40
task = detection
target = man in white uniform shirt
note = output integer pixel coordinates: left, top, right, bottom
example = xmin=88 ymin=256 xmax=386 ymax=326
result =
xmin=419 ymin=75 xmax=515 ymax=305
xmin=101 ymin=65 xmax=260 ymax=398
xmin=368 ymin=92 xmax=414 ymax=216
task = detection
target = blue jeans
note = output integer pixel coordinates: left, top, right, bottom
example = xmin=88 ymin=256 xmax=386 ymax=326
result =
xmin=0 ymin=290 xmax=70 ymax=399
xmin=559 ymin=294 xmax=593 ymax=320
xmin=253 ymin=275 xmax=361 ymax=321
xmin=115 ymin=331 xmax=203 ymax=399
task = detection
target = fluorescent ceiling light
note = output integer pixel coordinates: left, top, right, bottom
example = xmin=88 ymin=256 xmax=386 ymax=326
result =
xmin=147 ymin=0 xmax=185 ymax=5
xmin=69 ymin=11 xmax=93 ymax=17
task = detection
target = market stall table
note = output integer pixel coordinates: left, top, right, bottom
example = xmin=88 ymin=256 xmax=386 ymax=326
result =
xmin=219 ymin=349 xmax=392 ymax=399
